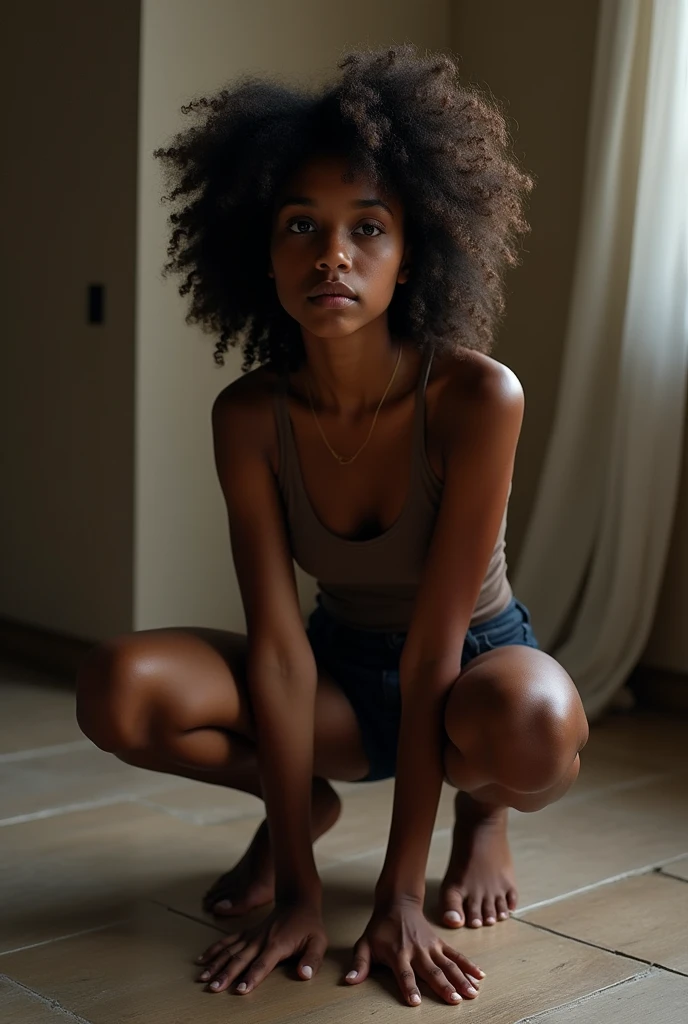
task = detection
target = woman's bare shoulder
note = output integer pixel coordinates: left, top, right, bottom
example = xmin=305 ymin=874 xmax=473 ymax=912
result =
xmin=427 ymin=347 xmax=522 ymax=459
xmin=433 ymin=346 xmax=519 ymax=391
xmin=430 ymin=347 xmax=522 ymax=418
xmin=213 ymin=362 xmax=283 ymax=413
xmin=212 ymin=363 xmax=283 ymax=457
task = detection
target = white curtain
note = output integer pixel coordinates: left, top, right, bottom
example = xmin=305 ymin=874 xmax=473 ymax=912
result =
xmin=513 ymin=0 xmax=688 ymax=720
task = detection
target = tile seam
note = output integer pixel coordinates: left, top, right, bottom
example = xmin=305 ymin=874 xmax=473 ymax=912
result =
xmin=0 ymin=783 xmax=189 ymax=828
xmin=133 ymin=796 xmax=264 ymax=827
xmin=514 ymin=918 xmax=688 ymax=978
xmin=0 ymin=972 xmax=95 ymax=1023
xmin=0 ymin=740 xmax=92 ymax=764
xmin=0 ymin=921 xmax=124 ymax=960
xmin=149 ymin=899 xmax=233 ymax=936
xmin=515 ymin=851 xmax=688 ymax=913
xmin=658 ymin=868 xmax=688 ymax=885
xmin=513 ymin=916 xmax=655 ymax=964
xmin=511 ymin=967 xmax=662 ymax=1023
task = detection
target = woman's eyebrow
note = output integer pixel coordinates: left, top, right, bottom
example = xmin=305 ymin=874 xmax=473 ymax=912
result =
xmin=354 ymin=198 xmax=394 ymax=217
xmin=277 ymin=196 xmax=394 ymax=217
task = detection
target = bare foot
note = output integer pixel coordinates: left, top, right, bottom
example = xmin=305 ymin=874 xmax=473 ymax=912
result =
xmin=439 ymin=791 xmax=518 ymax=928
xmin=202 ymin=778 xmax=342 ymax=918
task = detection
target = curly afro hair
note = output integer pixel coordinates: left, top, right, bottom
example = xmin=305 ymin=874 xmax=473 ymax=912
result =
xmin=154 ymin=44 xmax=535 ymax=373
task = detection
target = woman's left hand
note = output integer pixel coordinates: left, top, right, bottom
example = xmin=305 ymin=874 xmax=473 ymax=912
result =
xmin=345 ymin=897 xmax=485 ymax=1007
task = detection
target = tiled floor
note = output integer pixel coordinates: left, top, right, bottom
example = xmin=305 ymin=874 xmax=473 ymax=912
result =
xmin=1 ymin=658 xmax=687 ymax=1023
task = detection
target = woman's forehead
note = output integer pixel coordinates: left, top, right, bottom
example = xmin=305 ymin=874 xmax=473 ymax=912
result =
xmin=277 ymin=155 xmax=400 ymax=211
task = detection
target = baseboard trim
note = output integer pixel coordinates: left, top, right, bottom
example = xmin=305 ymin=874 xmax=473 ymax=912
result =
xmin=0 ymin=617 xmax=94 ymax=683
xmin=628 ymin=664 xmax=688 ymax=716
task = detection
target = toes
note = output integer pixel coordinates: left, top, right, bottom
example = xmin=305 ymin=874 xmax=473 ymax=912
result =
xmin=506 ymin=888 xmax=519 ymax=912
xmin=482 ymin=897 xmax=497 ymax=926
xmin=464 ymin=897 xmax=483 ymax=928
xmin=203 ymin=892 xmax=244 ymax=917
xmin=203 ymin=889 xmax=229 ymax=913
xmin=495 ymin=895 xmax=509 ymax=921
xmin=212 ymin=899 xmax=238 ymax=916
xmin=441 ymin=887 xmax=465 ymax=928
xmin=211 ymin=894 xmax=264 ymax=917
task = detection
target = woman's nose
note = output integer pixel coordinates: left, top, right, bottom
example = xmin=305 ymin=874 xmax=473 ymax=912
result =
xmin=315 ymin=231 xmax=352 ymax=272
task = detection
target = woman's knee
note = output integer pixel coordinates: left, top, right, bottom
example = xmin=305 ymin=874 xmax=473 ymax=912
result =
xmin=446 ymin=649 xmax=588 ymax=796
xmin=507 ymin=752 xmax=582 ymax=812
xmin=75 ymin=635 xmax=156 ymax=754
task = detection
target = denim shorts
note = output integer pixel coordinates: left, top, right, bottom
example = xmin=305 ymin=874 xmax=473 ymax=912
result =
xmin=306 ymin=595 xmax=540 ymax=783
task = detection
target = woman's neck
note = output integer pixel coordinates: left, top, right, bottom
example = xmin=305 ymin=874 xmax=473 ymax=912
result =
xmin=297 ymin=336 xmax=421 ymax=418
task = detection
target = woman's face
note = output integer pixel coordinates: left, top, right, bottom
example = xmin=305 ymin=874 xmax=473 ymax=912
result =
xmin=269 ymin=154 xmax=410 ymax=338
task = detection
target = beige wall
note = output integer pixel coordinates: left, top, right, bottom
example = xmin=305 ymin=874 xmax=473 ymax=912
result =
xmin=0 ymin=2 xmax=139 ymax=641
xmin=450 ymin=0 xmax=602 ymax=572
xmin=134 ymin=0 xmax=452 ymax=633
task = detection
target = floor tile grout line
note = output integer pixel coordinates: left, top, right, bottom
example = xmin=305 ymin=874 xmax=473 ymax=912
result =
xmin=323 ymin=842 xmax=688 ymax=883
xmin=514 ymin=917 xmax=688 ymax=978
xmin=0 ymin=783 xmax=202 ymax=828
xmin=512 ymin=916 xmax=654 ymax=965
xmin=514 ymin=852 xmax=688 ymax=914
xmin=659 ymin=869 xmax=688 ymax=885
xmin=149 ymin=899 xmax=236 ymax=936
xmin=654 ymin=963 xmax=688 ymax=978
xmin=511 ymin=968 xmax=662 ymax=1024
xmin=0 ymin=921 xmax=126 ymax=960
xmin=0 ymin=974 xmax=94 ymax=1023
xmin=133 ymin=795 xmax=265 ymax=827
xmin=0 ymin=740 xmax=93 ymax=763
xmin=0 ymin=794 xmax=144 ymax=828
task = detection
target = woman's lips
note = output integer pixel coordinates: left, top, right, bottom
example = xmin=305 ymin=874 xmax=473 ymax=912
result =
xmin=308 ymin=295 xmax=358 ymax=308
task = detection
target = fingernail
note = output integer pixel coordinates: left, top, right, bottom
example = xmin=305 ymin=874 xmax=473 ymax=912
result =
xmin=346 ymin=970 xmax=358 ymax=981
xmin=210 ymin=981 xmax=221 ymax=990
xmin=410 ymin=993 xmax=421 ymax=1005
xmin=471 ymin=918 xmax=482 ymax=927
xmin=199 ymin=971 xmax=210 ymax=981
xmin=477 ymin=969 xmax=486 ymax=978
xmin=215 ymin=900 xmax=232 ymax=910
xmin=196 ymin=954 xmax=205 ymax=962
xmin=444 ymin=910 xmax=461 ymax=923
xmin=302 ymin=966 xmax=313 ymax=979
xmin=467 ymin=985 xmax=479 ymax=996
xmin=451 ymin=992 xmax=462 ymax=1002
xmin=236 ymin=982 xmax=247 ymax=992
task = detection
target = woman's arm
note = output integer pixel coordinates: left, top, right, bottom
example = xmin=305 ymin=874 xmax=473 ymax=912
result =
xmin=212 ymin=378 xmax=321 ymax=904
xmin=346 ymin=361 xmax=521 ymax=1007
xmin=375 ymin=359 xmax=525 ymax=904
xmin=375 ymin=681 xmax=450 ymax=905
xmin=248 ymin=655 xmax=320 ymax=902
xmin=376 ymin=360 xmax=522 ymax=905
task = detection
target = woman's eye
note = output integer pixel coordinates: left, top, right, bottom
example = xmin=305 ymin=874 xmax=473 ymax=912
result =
xmin=353 ymin=222 xmax=383 ymax=237
xmin=287 ymin=220 xmax=384 ymax=237
xmin=288 ymin=219 xmax=315 ymax=234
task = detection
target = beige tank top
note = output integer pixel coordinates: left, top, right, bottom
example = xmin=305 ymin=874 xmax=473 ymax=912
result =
xmin=273 ymin=345 xmax=513 ymax=631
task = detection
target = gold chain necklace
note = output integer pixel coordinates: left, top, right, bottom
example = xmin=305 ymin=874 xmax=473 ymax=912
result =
xmin=305 ymin=345 xmax=403 ymax=465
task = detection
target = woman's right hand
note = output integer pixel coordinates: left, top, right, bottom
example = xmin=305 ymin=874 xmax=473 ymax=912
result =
xmin=195 ymin=900 xmax=327 ymax=996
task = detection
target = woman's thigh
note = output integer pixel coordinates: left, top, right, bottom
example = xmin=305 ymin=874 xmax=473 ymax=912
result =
xmin=77 ymin=625 xmax=369 ymax=781
xmin=76 ymin=626 xmax=255 ymax=748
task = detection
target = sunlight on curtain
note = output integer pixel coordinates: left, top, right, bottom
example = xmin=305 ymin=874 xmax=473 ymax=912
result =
xmin=514 ymin=0 xmax=688 ymax=719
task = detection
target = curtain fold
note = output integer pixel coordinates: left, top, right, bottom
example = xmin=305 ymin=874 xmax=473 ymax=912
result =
xmin=513 ymin=0 xmax=688 ymax=719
